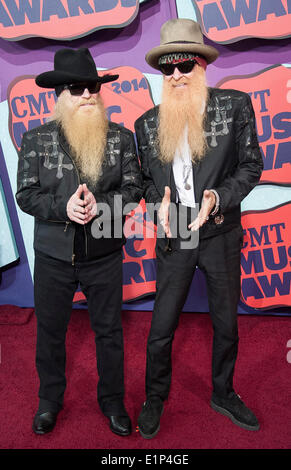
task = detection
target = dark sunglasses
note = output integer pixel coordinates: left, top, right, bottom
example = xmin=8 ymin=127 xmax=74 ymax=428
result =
xmin=63 ymin=82 xmax=101 ymax=96
xmin=159 ymin=60 xmax=197 ymax=76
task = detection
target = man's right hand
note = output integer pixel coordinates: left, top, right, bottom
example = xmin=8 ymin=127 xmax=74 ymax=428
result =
xmin=66 ymin=185 xmax=86 ymax=225
xmin=158 ymin=186 xmax=172 ymax=238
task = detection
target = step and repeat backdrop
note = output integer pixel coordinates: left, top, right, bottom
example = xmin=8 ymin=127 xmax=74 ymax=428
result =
xmin=0 ymin=0 xmax=290 ymax=314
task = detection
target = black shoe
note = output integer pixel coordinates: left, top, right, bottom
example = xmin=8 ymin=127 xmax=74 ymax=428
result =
xmin=137 ymin=397 xmax=164 ymax=439
xmin=108 ymin=415 xmax=132 ymax=436
xmin=32 ymin=411 xmax=59 ymax=435
xmin=211 ymin=393 xmax=260 ymax=431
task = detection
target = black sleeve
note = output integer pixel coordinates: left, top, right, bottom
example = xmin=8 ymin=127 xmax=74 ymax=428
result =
xmin=135 ymin=117 xmax=162 ymax=205
xmin=16 ymin=132 xmax=69 ymax=221
xmin=213 ymin=93 xmax=263 ymax=213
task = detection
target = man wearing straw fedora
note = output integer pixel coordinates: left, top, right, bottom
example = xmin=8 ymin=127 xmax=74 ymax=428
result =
xmin=16 ymin=48 xmax=143 ymax=436
xmin=135 ymin=19 xmax=263 ymax=438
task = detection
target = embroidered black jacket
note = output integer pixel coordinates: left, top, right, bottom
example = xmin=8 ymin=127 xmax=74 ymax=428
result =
xmin=16 ymin=120 xmax=143 ymax=263
xmin=134 ymin=88 xmax=263 ymax=240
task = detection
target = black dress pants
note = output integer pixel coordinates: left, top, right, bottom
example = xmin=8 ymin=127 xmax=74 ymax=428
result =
xmin=146 ymin=225 xmax=242 ymax=401
xmin=34 ymin=249 xmax=126 ymax=416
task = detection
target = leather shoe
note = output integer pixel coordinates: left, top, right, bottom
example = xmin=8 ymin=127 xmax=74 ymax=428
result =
xmin=137 ymin=397 xmax=164 ymax=439
xmin=211 ymin=392 xmax=260 ymax=431
xmin=32 ymin=411 xmax=58 ymax=435
xmin=108 ymin=415 xmax=132 ymax=436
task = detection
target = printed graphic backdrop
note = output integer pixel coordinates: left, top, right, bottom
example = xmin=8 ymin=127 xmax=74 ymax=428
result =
xmin=0 ymin=0 xmax=290 ymax=314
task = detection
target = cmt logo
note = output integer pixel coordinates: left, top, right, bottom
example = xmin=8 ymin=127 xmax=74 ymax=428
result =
xmin=0 ymin=0 xmax=139 ymax=40
xmin=240 ymin=203 xmax=291 ymax=310
xmin=218 ymin=65 xmax=291 ymax=186
xmin=8 ymin=76 xmax=56 ymax=151
xmin=193 ymin=0 xmax=291 ymax=43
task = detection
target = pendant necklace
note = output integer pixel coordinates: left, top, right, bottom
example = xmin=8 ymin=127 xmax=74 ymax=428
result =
xmin=181 ymin=156 xmax=192 ymax=190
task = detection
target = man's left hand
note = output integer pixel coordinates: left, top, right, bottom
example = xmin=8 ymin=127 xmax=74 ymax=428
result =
xmin=82 ymin=183 xmax=97 ymax=223
xmin=188 ymin=189 xmax=216 ymax=231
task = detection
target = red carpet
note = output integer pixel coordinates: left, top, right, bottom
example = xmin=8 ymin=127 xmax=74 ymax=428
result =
xmin=0 ymin=306 xmax=290 ymax=449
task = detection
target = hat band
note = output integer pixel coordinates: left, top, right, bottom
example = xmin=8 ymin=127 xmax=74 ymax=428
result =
xmin=163 ymin=40 xmax=201 ymax=45
xmin=158 ymin=52 xmax=207 ymax=70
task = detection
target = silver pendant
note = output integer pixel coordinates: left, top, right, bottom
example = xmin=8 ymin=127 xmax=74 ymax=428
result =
xmin=184 ymin=183 xmax=191 ymax=190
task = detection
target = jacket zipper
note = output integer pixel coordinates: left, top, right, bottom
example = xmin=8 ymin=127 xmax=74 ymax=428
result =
xmin=59 ymin=141 xmax=88 ymax=265
xmin=192 ymin=163 xmax=198 ymax=208
xmin=39 ymin=218 xmax=71 ymax=235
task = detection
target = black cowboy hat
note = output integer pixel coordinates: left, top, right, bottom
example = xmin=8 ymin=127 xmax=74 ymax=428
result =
xmin=35 ymin=47 xmax=119 ymax=88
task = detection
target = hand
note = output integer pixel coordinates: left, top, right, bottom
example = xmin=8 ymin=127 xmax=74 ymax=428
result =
xmin=188 ymin=189 xmax=216 ymax=231
xmin=82 ymin=183 xmax=97 ymax=223
xmin=66 ymin=185 xmax=86 ymax=225
xmin=158 ymin=186 xmax=172 ymax=238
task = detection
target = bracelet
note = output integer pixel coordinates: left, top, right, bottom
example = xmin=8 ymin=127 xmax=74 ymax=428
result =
xmin=209 ymin=189 xmax=220 ymax=216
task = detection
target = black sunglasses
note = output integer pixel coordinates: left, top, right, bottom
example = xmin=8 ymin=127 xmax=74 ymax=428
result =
xmin=159 ymin=60 xmax=197 ymax=76
xmin=63 ymin=82 xmax=101 ymax=96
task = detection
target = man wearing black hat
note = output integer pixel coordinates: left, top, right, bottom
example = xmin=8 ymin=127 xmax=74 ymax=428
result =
xmin=16 ymin=48 xmax=143 ymax=436
xmin=135 ymin=19 xmax=263 ymax=438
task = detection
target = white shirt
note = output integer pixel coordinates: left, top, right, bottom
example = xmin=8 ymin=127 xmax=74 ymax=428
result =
xmin=172 ymin=126 xmax=196 ymax=208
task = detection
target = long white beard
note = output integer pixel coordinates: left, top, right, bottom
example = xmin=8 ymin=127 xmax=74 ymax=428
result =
xmin=52 ymin=93 xmax=108 ymax=186
xmin=158 ymin=66 xmax=208 ymax=163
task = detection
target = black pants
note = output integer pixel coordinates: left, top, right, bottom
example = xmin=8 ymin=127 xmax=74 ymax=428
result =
xmin=146 ymin=226 xmax=242 ymax=401
xmin=34 ymin=249 xmax=126 ymax=416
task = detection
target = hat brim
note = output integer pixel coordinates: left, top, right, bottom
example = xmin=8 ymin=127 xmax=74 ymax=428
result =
xmin=146 ymin=43 xmax=219 ymax=70
xmin=35 ymin=70 xmax=119 ymax=88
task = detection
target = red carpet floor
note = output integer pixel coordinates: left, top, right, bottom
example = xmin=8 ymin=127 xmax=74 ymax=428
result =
xmin=0 ymin=306 xmax=290 ymax=449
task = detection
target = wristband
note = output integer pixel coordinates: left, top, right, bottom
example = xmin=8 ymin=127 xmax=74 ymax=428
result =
xmin=209 ymin=189 xmax=220 ymax=216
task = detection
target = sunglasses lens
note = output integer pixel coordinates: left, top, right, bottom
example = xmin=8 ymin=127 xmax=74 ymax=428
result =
xmin=68 ymin=82 xmax=101 ymax=95
xmin=159 ymin=60 xmax=197 ymax=76
xmin=177 ymin=61 xmax=196 ymax=74
xmin=68 ymin=85 xmax=84 ymax=95
xmin=88 ymin=82 xmax=101 ymax=93
xmin=159 ymin=64 xmax=175 ymax=75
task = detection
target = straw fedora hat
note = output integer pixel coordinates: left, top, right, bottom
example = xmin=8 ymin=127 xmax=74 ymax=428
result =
xmin=146 ymin=18 xmax=219 ymax=70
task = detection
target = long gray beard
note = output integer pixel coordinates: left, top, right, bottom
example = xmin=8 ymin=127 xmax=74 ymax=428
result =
xmin=52 ymin=96 xmax=108 ymax=186
xmin=157 ymin=69 xmax=208 ymax=163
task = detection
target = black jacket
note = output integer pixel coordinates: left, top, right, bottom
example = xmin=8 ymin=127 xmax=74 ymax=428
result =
xmin=134 ymin=87 xmax=263 ymax=239
xmin=16 ymin=120 xmax=143 ymax=263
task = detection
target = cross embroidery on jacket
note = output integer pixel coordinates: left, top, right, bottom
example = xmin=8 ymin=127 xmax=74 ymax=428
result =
xmin=106 ymin=133 xmax=120 ymax=167
xmin=37 ymin=130 xmax=73 ymax=179
xmin=205 ymin=97 xmax=233 ymax=147
xmin=144 ymin=117 xmax=159 ymax=158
